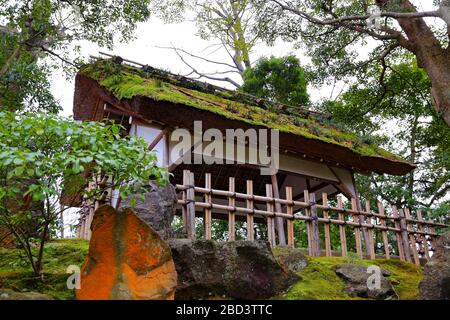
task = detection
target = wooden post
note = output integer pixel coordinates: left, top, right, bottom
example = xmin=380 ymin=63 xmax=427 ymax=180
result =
xmin=304 ymin=190 xmax=313 ymax=256
xmin=246 ymin=180 xmax=254 ymax=241
xmin=228 ymin=177 xmax=236 ymax=241
xmin=204 ymin=173 xmax=212 ymax=240
xmin=271 ymin=174 xmax=286 ymax=246
xmin=337 ymin=195 xmax=348 ymax=257
xmin=310 ymin=193 xmax=320 ymax=256
xmin=391 ymin=206 xmax=406 ymax=261
xmin=59 ymin=209 xmax=65 ymax=239
xmin=365 ymin=200 xmax=376 ymax=260
xmin=376 ymin=201 xmax=390 ymax=259
xmin=85 ymin=208 xmax=94 ymax=240
xmin=416 ymin=209 xmax=430 ymax=260
xmin=182 ymin=170 xmax=189 ymax=235
xmin=266 ymin=184 xmax=276 ymax=247
xmin=322 ymin=193 xmax=332 ymax=257
xmin=79 ymin=217 xmax=86 ymax=240
xmin=351 ymin=198 xmax=363 ymax=258
xmin=286 ymin=187 xmax=294 ymax=248
xmin=186 ymin=171 xmax=196 ymax=240
xmin=397 ymin=208 xmax=412 ymax=262
xmin=404 ymin=208 xmax=420 ymax=266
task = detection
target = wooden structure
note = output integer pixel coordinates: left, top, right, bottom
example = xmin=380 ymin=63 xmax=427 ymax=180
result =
xmin=174 ymin=170 xmax=448 ymax=265
xmin=70 ymin=54 xmax=447 ymax=263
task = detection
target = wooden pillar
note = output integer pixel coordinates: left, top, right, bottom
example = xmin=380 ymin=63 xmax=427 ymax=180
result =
xmin=397 ymin=208 xmax=412 ymax=262
xmin=365 ymin=200 xmax=376 ymax=260
xmin=182 ymin=170 xmax=188 ymax=235
xmin=337 ymin=195 xmax=347 ymax=257
xmin=322 ymin=193 xmax=332 ymax=257
xmin=85 ymin=208 xmax=94 ymax=240
xmin=310 ymin=193 xmax=320 ymax=256
xmin=416 ymin=209 xmax=430 ymax=260
xmin=391 ymin=206 xmax=406 ymax=261
xmin=304 ymin=190 xmax=313 ymax=256
xmin=266 ymin=184 xmax=276 ymax=247
xmin=286 ymin=187 xmax=294 ymax=248
xmin=376 ymin=201 xmax=390 ymax=259
xmin=404 ymin=208 xmax=420 ymax=266
xmin=186 ymin=171 xmax=196 ymax=240
xmin=246 ymin=180 xmax=254 ymax=241
xmin=204 ymin=173 xmax=212 ymax=240
xmin=271 ymin=174 xmax=286 ymax=246
xmin=79 ymin=217 xmax=86 ymax=240
xmin=228 ymin=177 xmax=236 ymax=241
xmin=351 ymin=198 xmax=363 ymax=258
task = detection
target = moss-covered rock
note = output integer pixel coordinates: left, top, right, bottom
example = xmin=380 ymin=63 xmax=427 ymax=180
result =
xmin=275 ymin=256 xmax=422 ymax=300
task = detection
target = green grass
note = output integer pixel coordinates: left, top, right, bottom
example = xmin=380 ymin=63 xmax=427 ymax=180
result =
xmin=0 ymin=239 xmax=422 ymax=300
xmin=0 ymin=239 xmax=89 ymax=300
xmin=275 ymin=255 xmax=423 ymax=300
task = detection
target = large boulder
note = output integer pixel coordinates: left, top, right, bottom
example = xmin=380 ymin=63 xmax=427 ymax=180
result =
xmin=419 ymin=231 xmax=450 ymax=300
xmin=122 ymin=181 xmax=177 ymax=239
xmin=167 ymin=239 xmax=300 ymax=300
xmin=272 ymin=246 xmax=308 ymax=273
xmin=76 ymin=205 xmax=177 ymax=300
xmin=335 ymin=264 xmax=397 ymax=300
xmin=0 ymin=289 xmax=53 ymax=300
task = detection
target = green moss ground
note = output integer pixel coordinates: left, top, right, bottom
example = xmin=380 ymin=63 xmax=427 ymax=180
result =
xmin=0 ymin=239 xmax=422 ymax=300
xmin=275 ymin=255 xmax=422 ymax=300
xmin=0 ymin=239 xmax=89 ymax=300
xmin=79 ymin=60 xmax=405 ymax=162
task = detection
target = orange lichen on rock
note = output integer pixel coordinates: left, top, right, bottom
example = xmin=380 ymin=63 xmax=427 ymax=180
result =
xmin=75 ymin=205 xmax=177 ymax=300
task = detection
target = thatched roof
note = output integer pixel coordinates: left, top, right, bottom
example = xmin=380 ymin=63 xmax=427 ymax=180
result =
xmin=72 ymin=58 xmax=415 ymax=176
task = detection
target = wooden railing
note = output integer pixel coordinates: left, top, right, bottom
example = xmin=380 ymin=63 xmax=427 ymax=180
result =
xmin=176 ymin=170 xmax=448 ymax=265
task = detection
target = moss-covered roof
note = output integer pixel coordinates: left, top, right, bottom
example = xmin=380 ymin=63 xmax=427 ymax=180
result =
xmin=79 ymin=58 xmax=407 ymax=164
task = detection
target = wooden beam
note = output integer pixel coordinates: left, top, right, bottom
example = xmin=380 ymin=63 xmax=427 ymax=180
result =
xmin=286 ymin=187 xmax=294 ymax=248
xmin=322 ymin=193 xmax=332 ymax=257
xmin=271 ymin=174 xmax=286 ymax=246
xmin=228 ymin=177 xmax=236 ymax=241
xmin=204 ymin=173 xmax=212 ymax=240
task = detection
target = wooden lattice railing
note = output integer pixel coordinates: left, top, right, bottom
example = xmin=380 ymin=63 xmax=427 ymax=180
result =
xmin=175 ymin=170 xmax=448 ymax=265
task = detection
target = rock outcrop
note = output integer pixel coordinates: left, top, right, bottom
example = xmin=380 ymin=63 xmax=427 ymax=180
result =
xmin=272 ymin=246 xmax=308 ymax=273
xmin=76 ymin=205 xmax=177 ymax=300
xmin=419 ymin=231 xmax=450 ymax=300
xmin=0 ymin=289 xmax=53 ymax=300
xmin=167 ymin=239 xmax=299 ymax=299
xmin=335 ymin=264 xmax=397 ymax=299
xmin=122 ymin=181 xmax=177 ymax=239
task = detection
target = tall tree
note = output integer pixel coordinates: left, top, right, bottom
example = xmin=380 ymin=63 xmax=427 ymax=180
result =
xmin=322 ymin=58 xmax=449 ymax=220
xmin=241 ymin=55 xmax=310 ymax=107
xmin=253 ymin=0 xmax=450 ymax=126
xmin=0 ymin=0 xmax=178 ymax=112
xmin=162 ymin=0 xmax=260 ymax=87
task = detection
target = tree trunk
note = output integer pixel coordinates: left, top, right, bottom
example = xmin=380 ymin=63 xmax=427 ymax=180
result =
xmin=390 ymin=0 xmax=450 ymax=126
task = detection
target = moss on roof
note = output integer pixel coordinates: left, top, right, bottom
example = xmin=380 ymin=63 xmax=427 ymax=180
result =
xmin=80 ymin=59 xmax=404 ymax=162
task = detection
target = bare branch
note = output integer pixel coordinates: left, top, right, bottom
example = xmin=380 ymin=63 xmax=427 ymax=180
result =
xmin=169 ymin=46 xmax=241 ymax=87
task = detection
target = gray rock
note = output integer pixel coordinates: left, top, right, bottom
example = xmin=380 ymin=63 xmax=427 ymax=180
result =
xmin=419 ymin=231 xmax=450 ymax=300
xmin=122 ymin=181 xmax=177 ymax=239
xmin=335 ymin=264 xmax=397 ymax=299
xmin=0 ymin=289 xmax=53 ymax=300
xmin=272 ymin=246 xmax=308 ymax=273
xmin=167 ymin=239 xmax=300 ymax=300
